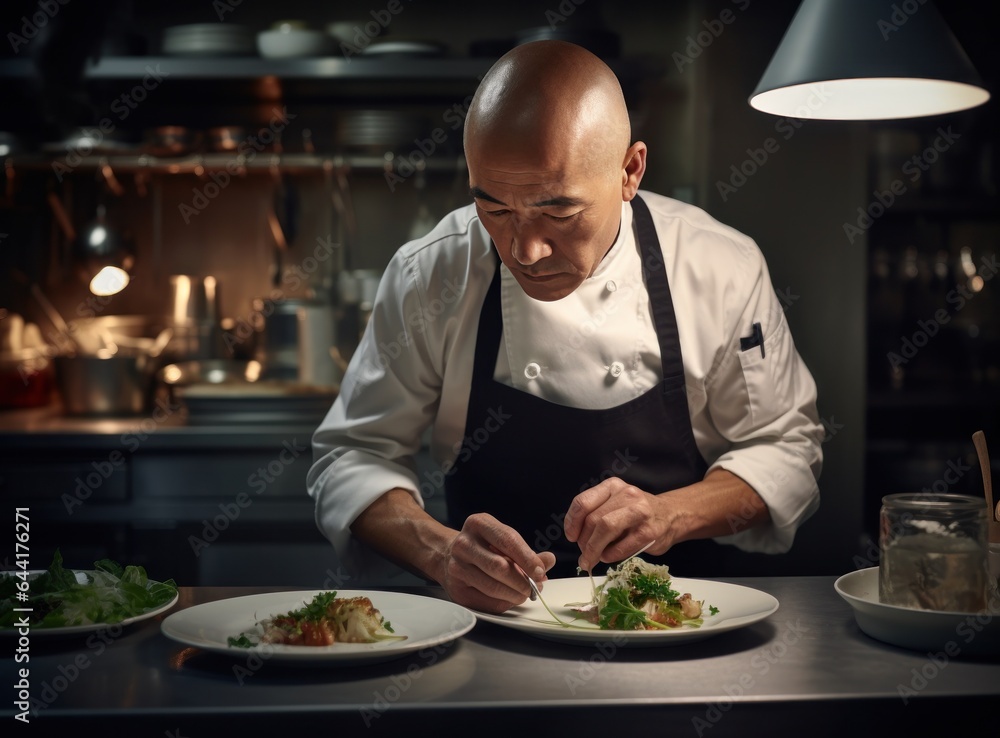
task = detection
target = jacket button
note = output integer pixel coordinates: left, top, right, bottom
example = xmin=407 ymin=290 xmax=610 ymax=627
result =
xmin=605 ymin=280 xmax=617 ymax=293
xmin=524 ymin=362 xmax=541 ymax=379
xmin=609 ymin=361 xmax=624 ymax=378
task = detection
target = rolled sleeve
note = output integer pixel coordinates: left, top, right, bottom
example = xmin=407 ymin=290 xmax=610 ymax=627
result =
xmin=700 ymin=244 xmax=823 ymax=553
xmin=308 ymin=448 xmax=424 ymax=581
xmin=307 ymin=246 xmax=441 ymax=581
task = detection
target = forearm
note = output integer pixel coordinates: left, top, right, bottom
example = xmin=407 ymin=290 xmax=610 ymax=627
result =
xmin=658 ymin=468 xmax=770 ymax=547
xmin=350 ymin=488 xmax=458 ymax=585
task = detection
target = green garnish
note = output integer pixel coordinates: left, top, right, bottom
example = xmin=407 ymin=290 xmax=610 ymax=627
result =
xmin=555 ymin=555 xmax=719 ymax=631
xmin=294 ymin=591 xmax=338 ymax=622
xmin=599 ymin=584 xmax=670 ymax=630
xmin=0 ymin=550 xmax=177 ymax=629
xmin=227 ymin=634 xmax=255 ymax=648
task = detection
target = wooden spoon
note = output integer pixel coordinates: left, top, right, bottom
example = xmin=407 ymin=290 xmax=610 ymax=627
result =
xmin=972 ymin=430 xmax=1000 ymax=544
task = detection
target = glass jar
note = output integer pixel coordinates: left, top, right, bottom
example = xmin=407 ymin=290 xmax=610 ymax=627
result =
xmin=879 ymin=493 xmax=988 ymax=612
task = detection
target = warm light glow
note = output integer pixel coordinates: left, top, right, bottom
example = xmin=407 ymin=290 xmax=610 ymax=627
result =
xmin=750 ymin=78 xmax=990 ymax=120
xmin=172 ymin=275 xmax=192 ymax=323
xmin=90 ymin=266 xmax=130 ymax=296
xmin=88 ymin=226 xmax=108 ymax=247
xmin=246 ymin=360 xmax=262 ymax=381
xmin=161 ymin=364 xmax=182 ymax=383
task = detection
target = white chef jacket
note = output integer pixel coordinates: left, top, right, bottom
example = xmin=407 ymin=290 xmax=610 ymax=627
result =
xmin=308 ymin=190 xmax=823 ymax=580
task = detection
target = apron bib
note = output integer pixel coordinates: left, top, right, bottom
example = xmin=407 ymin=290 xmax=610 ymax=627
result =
xmin=445 ymin=195 xmax=760 ymax=577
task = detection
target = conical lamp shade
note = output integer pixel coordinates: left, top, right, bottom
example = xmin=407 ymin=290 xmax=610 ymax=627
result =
xmin=750 ymin=0 xmax=990 ymax=120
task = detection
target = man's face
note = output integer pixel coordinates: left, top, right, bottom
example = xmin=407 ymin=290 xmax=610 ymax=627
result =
xmin=467 ymin=135 xmax=625 ymax=302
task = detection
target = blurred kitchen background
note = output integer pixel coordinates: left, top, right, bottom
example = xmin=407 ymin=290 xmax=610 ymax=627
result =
xmin=0 ymin=0 xmax=997 ymax=586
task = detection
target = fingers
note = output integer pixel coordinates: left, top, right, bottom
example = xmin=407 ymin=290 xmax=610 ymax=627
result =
xmin=567 ymin=479 xmax=662 ymax=572
xmin=445 ymin=513 xmax=548 ymax=609
xmin=470 ymin=513 xmax=550 ymax=582
xmin=563 ymin=481 xmax=614 ymax=543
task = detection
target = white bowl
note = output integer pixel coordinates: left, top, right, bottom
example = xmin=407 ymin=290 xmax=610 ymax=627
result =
xmin=325 ymin=20 xmax=379 ymax=45
xmin=257 ymin=29 xmax=335 ymax=58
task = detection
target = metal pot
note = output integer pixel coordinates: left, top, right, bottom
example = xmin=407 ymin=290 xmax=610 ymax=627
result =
xmin=54 ymin=354 xmax=155 ymax=416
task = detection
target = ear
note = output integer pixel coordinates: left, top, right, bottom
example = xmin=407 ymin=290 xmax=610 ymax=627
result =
xmin=620 ymin=141 xmax=647 ymax=202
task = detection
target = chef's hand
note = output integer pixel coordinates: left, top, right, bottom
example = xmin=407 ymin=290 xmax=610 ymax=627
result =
xmin=441 ymin=513 xmax=556 ymax=614
xmin=563 ymin=477 xmax=671 ymax=573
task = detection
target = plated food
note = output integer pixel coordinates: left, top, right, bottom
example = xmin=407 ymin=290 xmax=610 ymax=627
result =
xmin=473 ymin=566 xmax=776 ymax=647
xmin=227 ymin=590 xmax=404 ymax=647
xmin=0 ymin=551 xmax=178 ymax=631
xmin=162 ymin=590 xmax=477 ymax=665
xmin=570 ymin=556 xmax=718 ymax=630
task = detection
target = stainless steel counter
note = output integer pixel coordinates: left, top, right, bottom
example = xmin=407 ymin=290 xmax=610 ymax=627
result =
xmin=0 ymin=405 xmax=322 ymax=450
xmin=2 ymin=577 xmax=996 ymax=736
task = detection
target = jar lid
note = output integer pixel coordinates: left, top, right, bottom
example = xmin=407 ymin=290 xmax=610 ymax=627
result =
xmin=881 ymin=492 xmax=986 ymax=514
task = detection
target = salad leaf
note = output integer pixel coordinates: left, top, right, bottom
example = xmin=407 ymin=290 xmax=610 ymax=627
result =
xmin=0 ymin=550 xmax=177 ymax=629
xmin=582 ymin=555 xmax=718 ymax=631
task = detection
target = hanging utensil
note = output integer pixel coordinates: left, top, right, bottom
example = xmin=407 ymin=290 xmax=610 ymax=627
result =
xmin=268 ymin=158 xmax=287 ymax=287
xmin=268 ymin=137 xmax=299 ymax=288
xmin=333 ymin=163 xmax=357 ymax=272
xmin=972 ymin=431 xmax=1000 ymax=540
xmin=409 ymin=163 xmax=437 ymax=241
xmin=29 ymin=282 xmax=78 ymax=354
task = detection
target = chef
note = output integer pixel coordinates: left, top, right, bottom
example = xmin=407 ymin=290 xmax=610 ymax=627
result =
xmin=309 ymin=40 xmax=823 ymax=614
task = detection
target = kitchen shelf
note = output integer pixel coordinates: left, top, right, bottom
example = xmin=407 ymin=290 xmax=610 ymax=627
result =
xmin=0 ymin=55 xmax=668 ymax=106
xmin=0 ymin=54 xmax=663 ymax=81
xmin=4 ymin=151 xmax=467 ymax=175
xmin=0 ymin=55 xmax=496 ymax=80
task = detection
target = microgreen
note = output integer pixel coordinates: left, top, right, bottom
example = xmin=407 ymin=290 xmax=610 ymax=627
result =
xmin=0 ymin=550 xmax=177 ymax=629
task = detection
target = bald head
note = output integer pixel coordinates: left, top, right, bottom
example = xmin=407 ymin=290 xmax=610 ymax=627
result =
xmin=464 ymin=41 xmax=631 ymax=178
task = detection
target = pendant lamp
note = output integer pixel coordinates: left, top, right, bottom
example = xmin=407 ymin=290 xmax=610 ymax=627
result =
xmin=749 ymin=0 xmax=990 ymax=120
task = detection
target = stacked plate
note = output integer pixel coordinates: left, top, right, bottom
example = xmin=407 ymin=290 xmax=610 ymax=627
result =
xmin=334 ymin=110 xmax=426 ymax=153
xmin=162 ymin=24 xmax=256 ymax=57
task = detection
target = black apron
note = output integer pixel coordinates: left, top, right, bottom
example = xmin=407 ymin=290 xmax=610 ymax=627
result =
xmin=444 ymin=195 xmax=766 ymax=578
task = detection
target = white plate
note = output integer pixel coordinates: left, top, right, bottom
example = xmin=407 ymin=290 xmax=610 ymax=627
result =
xmin=361 ymin=41 xmax=445 ymax=56
xmin=834 ymin=567 xmax=1000 ymax=656
xmin=1 ymin=570 xmax=179 ymax=637
xmin=160 ymin=590 xmax=476 ymax=665
xmin=472 ymin=576 xmax=778 ymax=646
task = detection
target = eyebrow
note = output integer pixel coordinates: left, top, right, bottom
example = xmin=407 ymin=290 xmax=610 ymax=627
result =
xmin=469 ymin=187 xmax=586 ymax=209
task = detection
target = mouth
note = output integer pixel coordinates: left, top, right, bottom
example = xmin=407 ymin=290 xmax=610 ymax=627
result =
xmin=520 ymin=271 xmax=563 ymax=283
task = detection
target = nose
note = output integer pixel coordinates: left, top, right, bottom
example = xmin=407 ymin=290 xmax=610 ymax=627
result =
xmin=510 ymin=223 xmax=552 ymax=266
